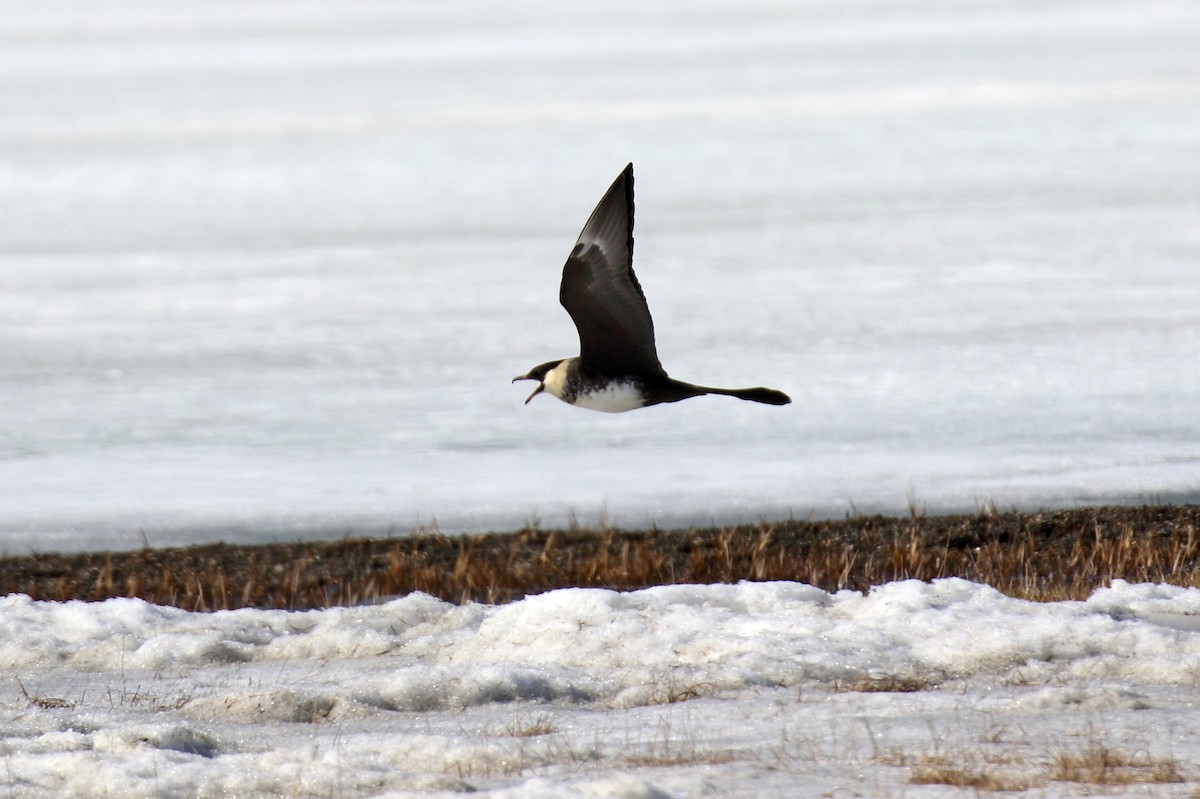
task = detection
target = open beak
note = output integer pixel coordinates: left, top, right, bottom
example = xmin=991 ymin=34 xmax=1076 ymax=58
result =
xmin=512 ymin=373 xmax=544 ymax=405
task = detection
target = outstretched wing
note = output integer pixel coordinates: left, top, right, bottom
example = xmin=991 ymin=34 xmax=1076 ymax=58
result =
xmin=558 ymin=163 xmax=665 ymax=376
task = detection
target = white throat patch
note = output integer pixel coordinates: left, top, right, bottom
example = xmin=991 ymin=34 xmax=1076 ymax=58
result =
xmin=541 ymin=360 xmax=572 ymax=400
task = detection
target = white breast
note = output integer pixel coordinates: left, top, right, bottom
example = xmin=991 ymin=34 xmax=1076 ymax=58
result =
xmin=574 ymin=381 xmax=644 ymax=413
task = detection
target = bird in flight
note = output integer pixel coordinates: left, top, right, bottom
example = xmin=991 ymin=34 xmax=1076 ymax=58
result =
xmin=514 ymin=163 xmax=791 ymax=412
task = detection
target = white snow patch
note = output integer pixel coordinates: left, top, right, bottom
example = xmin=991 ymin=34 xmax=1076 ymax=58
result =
xmin=3 ymin=579 xmax=1200 ymax=796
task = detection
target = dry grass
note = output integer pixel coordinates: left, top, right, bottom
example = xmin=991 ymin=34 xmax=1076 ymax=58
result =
xmin=1051 ymin=742 xmax=1185 ymax=785
xmin=620 ymin=717 xmax=738 ymax=769
xmin=896 ymin=739 xmax=1188 ymax=791
xmin=1 ymin=505 xmax=1198 ymax=610
xmin=836 ymin=675 xmax=935 ymax=693
xmin=908 ymin=753 xmax=1036 ymax=791
xmin=503 ymin=713 xmax=561 ymax=738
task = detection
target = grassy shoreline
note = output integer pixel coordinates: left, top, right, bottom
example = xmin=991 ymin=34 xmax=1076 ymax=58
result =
xmin=2 ymin=504 xmax=1197 ymax=611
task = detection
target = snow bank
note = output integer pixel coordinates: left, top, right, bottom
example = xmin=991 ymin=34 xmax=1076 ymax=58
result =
xmin=4 ymin=580 xmax=1199 ymax=704
xmin=2 ymin=579 xmax=1200 ymax=797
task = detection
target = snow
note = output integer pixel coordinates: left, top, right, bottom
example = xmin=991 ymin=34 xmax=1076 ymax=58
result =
xmin=1 ymin=0 xmax=1198 ymax=552
xmin=2 ymin=579 xmax=1200 ymax=796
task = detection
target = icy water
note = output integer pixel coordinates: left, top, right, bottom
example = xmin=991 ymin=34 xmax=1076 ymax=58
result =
xmin=2 ymin=0 xmax=1199 ymax=552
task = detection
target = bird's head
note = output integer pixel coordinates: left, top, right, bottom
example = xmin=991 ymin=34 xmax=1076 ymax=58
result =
xmin=512 ymin=359 xmax=565 ymax=404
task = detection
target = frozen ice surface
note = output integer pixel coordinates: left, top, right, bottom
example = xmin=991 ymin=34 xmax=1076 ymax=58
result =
xmin=4 ymin=579 xmax=1200 ymax=796
xmin=2 ymin=0 xmax=1200 ymax=552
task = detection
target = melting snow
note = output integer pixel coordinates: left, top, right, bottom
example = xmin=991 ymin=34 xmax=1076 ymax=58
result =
xmin=3 ymin=580 xmax=1200 ymax=796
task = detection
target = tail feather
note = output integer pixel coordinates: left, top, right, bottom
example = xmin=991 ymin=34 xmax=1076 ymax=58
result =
xmin=649 ymin=377 xmax=791 ymax=407
xmin=698 ymin=385 xmax=792 ymax=406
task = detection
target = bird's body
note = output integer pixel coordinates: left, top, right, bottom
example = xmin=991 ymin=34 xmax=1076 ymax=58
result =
xmin=514 ymin=163 xmax=790 ymax=412
xmin=541 ymin=359 xmax=644 ymax=413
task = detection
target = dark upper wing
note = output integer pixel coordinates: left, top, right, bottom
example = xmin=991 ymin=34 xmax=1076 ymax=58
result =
xmin=558 ymin=163 xmax=665 ymax=376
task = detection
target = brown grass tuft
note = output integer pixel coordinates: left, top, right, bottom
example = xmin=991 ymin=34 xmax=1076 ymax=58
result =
xmin=909 ymin=754 xmax=1035 ymax=791
xmin=1 ymin=505 xmax=1198 ymax=610
xmin=898 ymin=738 xmax=1189 ymax=791
xmin=503 ymin=713 xmax=560 ymax=738
xmin=1052 ymin=742 xmax=1185 ymax=785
